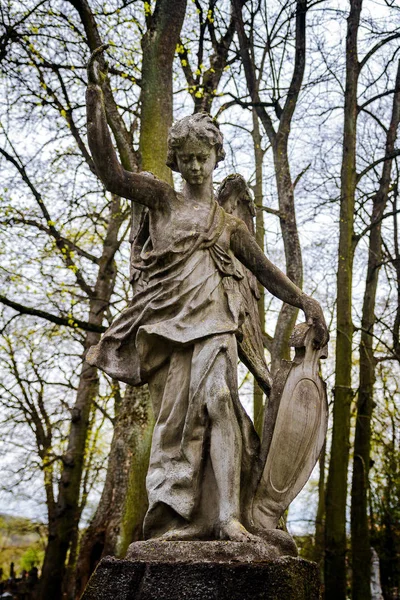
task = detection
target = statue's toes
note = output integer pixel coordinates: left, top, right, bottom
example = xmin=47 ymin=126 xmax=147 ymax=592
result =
xmin=220 ymin=518 xmax=259 ymax=542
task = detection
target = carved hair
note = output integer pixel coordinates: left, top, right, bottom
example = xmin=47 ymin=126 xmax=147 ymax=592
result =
xmin=166 ymin=113 xmax=225 ymax=172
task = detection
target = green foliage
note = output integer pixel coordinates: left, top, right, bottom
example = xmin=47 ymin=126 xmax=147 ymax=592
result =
xmin=0 ymin=514 xmax=46 ymax=578
xmin=294 ymin=534 xmax=317 ymax=562
xmin=20 ymin=546 xmax=45 ymax=571
xmin=369 ymin=371 xmax=400 ymax=598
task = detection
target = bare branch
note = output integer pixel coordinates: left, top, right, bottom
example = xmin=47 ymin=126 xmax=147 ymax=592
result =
xmin=0 ymin=294 xmax=106 ymax=333
xmin=0 ymin=217 xmax=100 ymax=264
xmin=232 ymin=0 xmax=276 ymax=144
xmin=0 ymin=147 xmax=95 ymax=298
xmin=359 ymin=32 xmax=400 ymax=71
xmin=356 ymin=150 xmax=400 ymax=183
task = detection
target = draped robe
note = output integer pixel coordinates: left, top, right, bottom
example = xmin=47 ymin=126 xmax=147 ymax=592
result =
xmin=87 ymin=199 xmax=260 ymax=538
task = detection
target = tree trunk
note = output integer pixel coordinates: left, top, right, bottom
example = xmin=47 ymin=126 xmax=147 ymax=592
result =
xmin=324 ymin=2 xmax=362 ymax=598
xmin=74 ymin=385 xmax=153 ymax=599
xmin=350 ymin=60 xmax=400 ymax=600
xmin=269 ymin=0 xmax=306 ymax=373
xmin=314 ymin=440 xmax=326 ymax=578
xmin=252 ymin=108 xmax=266 ymax=436
xmin=39 ymin=195 xmax=124 ymax=600
xmin=233 ymin=0 xmax=306 ymax=374
xmin=140 ymin=0 xmax=187 ymax=184
xmin=270 ymin=133 xmax=303 ymax=373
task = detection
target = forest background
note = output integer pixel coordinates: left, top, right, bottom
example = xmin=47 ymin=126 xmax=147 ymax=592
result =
xmin=0 ymin=0 xmax=399 ymax=599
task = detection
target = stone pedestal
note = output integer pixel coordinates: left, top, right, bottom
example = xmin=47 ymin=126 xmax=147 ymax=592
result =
xmin=82 ymin=541 xmax=321 ymax=600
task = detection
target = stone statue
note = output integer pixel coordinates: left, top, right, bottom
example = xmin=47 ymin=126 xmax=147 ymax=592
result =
xmin=85 ymin=48 xmax=329 ymax=545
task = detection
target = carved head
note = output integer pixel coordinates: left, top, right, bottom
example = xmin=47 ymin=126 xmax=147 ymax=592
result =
xmin=166 ymin=113 xmax=225 ymax=173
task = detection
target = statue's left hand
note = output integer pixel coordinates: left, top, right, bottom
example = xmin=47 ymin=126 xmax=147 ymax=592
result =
xmin=87 ymin=44 xmax=109 ymax=86
xmin=302 ymin=296 xmax=329 ymax=349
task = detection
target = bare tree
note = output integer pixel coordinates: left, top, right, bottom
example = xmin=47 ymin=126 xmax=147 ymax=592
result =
xmin=232 ymin=0 xmax=306 ymax=373
xmin=350 ymin=60 xmax=400 ymax=600
xmin=324 ymin=3 xmax=363 ymax=597
xmin=324 ymin=3 xmax=400 ymax=595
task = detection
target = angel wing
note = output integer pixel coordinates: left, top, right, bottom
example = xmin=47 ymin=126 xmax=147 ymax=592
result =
xmin=216 ymin=174 xmax=272 ymax=396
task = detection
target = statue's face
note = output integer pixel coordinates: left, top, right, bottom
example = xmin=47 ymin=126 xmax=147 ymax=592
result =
xmin=175 ymin=136 xmax=217 ymax=185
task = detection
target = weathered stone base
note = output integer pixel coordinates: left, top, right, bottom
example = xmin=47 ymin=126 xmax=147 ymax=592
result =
xmin=82 ymin=541 xmax=321 ymax=600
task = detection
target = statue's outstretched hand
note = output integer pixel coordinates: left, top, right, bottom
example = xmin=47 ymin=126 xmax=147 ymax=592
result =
xmin=87 ymin=44 xmax=109 ymax=86
xmin=302 ymin=296 xmax=329 ymax=349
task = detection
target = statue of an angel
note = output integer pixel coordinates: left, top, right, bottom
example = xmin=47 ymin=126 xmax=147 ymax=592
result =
xmin=86 ymin=48 xmax=329 ymax=543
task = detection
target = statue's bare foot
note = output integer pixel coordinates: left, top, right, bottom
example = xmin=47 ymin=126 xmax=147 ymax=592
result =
xmin=156 ymin=524 xmax=204 ymax=541
xmin=220 ymin=518 xmax=259 ymax=542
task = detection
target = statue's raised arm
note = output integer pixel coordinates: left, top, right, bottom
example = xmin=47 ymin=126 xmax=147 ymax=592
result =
xmin=86 ymin=47 xmax=175 ymax=210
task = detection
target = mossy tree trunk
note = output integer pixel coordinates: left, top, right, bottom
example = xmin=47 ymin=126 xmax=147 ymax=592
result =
xmin=74 ymin=386 xmax=153 ymax=599
xmin=350 ymin=60 xmax=400 ymax=600
xmin=139 ymin=0 xmax=187 ymax=184
xmin=324 ymin=2 xmax=362 ymax=598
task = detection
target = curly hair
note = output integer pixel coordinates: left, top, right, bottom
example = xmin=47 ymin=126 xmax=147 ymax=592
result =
xmin=166 ymin=113 xmax=225 ymax=172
